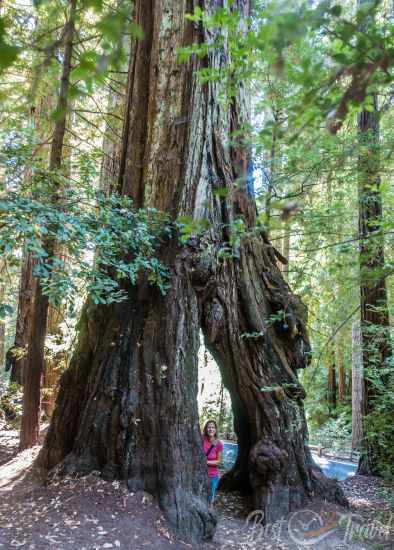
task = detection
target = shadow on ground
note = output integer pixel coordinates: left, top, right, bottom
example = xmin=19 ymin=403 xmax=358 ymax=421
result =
xmin=0 ymin=429 xmax=392 ymax=550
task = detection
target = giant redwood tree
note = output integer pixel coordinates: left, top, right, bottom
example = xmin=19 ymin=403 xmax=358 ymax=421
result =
xmin=39 ymin=0 xmax=345 ymax=541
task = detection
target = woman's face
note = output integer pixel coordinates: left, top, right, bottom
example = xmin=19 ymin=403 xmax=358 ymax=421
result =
xmin=206 ymin=422 xmax=216 ymax=438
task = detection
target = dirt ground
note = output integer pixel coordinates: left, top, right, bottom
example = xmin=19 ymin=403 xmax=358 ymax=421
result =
xmin=0 ymin=428 xmax=393 ymax=550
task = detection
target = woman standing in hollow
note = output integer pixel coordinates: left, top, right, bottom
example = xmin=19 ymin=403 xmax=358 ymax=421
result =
xmin=202 ymin=420 xmax=223 ymax=507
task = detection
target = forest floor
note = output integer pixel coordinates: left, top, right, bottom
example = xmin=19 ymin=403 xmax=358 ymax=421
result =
xmin=0 ymin=428 xmax=393 ymax=550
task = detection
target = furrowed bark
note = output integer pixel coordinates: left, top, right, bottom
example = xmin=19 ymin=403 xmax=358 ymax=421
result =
xmin=39 ymin=0 xmax=345 ymax=541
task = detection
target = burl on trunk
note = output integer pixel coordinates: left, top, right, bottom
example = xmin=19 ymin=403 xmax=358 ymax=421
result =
xmin=38 ymin=0 xmax=345 ymax=542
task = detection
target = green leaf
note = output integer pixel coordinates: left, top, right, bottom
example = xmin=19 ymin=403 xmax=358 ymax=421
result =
xmin=0 ymin=43 xmax=19 ymax=71
xmin=185 ymin=7 xmax=203 ymax=22
xmin=213 ymin=187 xmax=230 ymax=198
xmin=83 ymin=0 xmax=104 ymax=10
xmin=330 ymin=5 xmax=342 ymax=17
xmin=129 ymin=22 xmax=144 ymax=40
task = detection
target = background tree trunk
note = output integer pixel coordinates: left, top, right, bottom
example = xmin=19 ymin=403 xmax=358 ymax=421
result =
xmin=327 ymin=351 xmax=337 ymax=413
xmin=20 ymin=0 xmax=77 ymax=450
xmin=39 ymin=0 xmax=345 ymax=541
xmin=6 ymin=86 xmax=55 ymax=387
xmin=352 ymin=320 xmax=363 ymax=451
xmin=98 ymin=81 xmax=127 ymax=195
xmin=6 ymin=250 xmax=37 ymax=386
xmin=264 ymin=111 xmax=281 ymax=234
xmin=42 ymin=117 xmax=73 ymax=418
xmin=336 ymin=334 xmax=346 ymax=403
xmin=357 ymin=97 xmax=391 ymax=473
xmin=0 ymin=278 xmax=5 ymax=367
xmin=281 ymin=220 xmax=291 ymax=281
xmin=42 ymin=249 xmax=66 ymax=418
xmin=356 ymin=1 xmax=391 ymax=473
xmin=217 ymin=381 xmax=225 ymax=431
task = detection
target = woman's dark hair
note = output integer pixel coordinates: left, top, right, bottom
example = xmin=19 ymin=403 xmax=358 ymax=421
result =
xmin=203 ymin=419 xmax=218 ymax=439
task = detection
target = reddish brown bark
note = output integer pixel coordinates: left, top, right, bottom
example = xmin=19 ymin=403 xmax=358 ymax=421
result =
xmin=39 ymin=0 xmax=345 ymax=541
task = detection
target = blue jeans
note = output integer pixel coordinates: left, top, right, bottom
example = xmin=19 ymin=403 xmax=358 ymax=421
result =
xmin=209 ymin=475 xmax=220 ymax=503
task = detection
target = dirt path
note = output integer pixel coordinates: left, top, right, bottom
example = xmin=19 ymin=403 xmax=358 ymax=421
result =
xmin=0 ymin=429 xmax=392 ymax=550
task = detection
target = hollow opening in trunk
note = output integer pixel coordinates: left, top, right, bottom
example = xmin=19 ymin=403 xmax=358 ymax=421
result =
xmin=198 ymin=334 xmax=238 ymax=475
xmin=197 ymin=330 xmax=253 ymax=500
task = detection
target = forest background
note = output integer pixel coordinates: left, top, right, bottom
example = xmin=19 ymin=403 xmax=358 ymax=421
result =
xmin=0 ymin=0 xmax=393 ymax=477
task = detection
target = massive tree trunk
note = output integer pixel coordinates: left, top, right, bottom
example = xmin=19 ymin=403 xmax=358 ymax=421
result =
xmin=39 ymin=0 xmax=345 ymax=541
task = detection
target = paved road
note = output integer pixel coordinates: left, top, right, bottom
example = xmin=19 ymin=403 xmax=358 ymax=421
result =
xmin=222 ymin=441 xmax=238 ymax=470
xmin=311 ymin=452 xmax=357 ymax=480
xmin=222 ymin=441 xmax=357 ymax=481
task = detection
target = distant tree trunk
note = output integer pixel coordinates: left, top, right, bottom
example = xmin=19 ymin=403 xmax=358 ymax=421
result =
xmin=39 ymin=0 xmax=345 ymax=541
xmin=19 ymin=0 xmax=76 ymax=450
xmin=336 ymin=335 xmax=346 ymax=403
xmin=0 ymin=279 xmax=5 ymax=367
xmin=42 ymin=259 xmax=66 ymax=418
xmin=217 ymin=382 xmax=225 ymax=431
xmin=356 ymin=0 xmax=391 ymax=475
xmin=346 ymin=365 xmax=352 ymax=398
xmin=7 ymin=85 xmax=55 ymax=387
xmin=0 ymin=324 xmax=4 ymax=369
xmin=6 ymin=250 xmax=38 ymax=386
xmin=99 ymin=86 xmax=126 ymax=195
xmin=265 ymin=113 xmax=280 ymax=233
xmin=352 ymin=320 xmax=363 ymax=451
xmin=281 ymin=220 xmax=290 ymax=280
xmin=327 ymin=348 xmax=337 ymax=412
xmin=42 ymin=115 xmax=73 ymax=417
